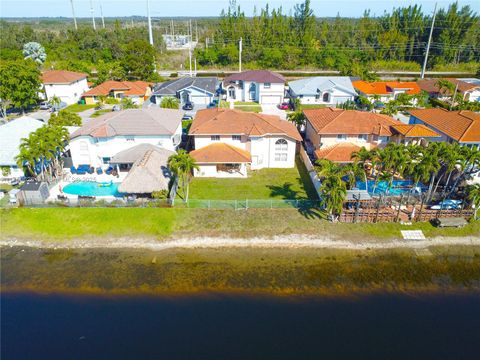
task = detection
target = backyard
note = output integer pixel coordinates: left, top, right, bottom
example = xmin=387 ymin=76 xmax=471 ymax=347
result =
xmin=181 ymin=157 xmax=318 ymax=201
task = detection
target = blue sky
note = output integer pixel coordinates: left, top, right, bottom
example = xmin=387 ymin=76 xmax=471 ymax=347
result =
xmin=0 ymin=0 xmax=478 ymax=18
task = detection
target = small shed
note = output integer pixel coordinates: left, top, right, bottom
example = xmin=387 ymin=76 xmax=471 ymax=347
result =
xmin=17 ymin=182 xmax=50 ymax=205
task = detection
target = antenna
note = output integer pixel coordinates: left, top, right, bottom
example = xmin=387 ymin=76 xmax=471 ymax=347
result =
xmin=90 ymin=0 xmax=97 ymax=30
xmin=421 ymin=2 xmax=437 ymax=79
xmin=100 ymin=1 xmax=105 ymax=29
xmin=70 ymin=0 xmax=78 ymax=30
xmin=147 ymin=0 xmax=154 ymax=45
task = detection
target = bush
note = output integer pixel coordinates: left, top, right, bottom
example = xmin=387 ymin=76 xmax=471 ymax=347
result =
xmin=105 ymin=98 xmax=119 ymax=105
xmin=152 ymin=190 xmax=168 ymax=199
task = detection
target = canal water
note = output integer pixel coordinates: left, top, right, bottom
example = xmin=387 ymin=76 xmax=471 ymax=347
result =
xmin=2 ymin=292 xmax=480 ymax=359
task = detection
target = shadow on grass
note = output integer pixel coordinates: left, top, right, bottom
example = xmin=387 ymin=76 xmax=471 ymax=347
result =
xmin=297 ymin=205 xmax=324 ymax=220
xmin=267 ymin=182 xmax=301 ymax=199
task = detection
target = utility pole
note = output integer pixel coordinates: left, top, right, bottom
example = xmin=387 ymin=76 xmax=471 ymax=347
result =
xmin=70 ymin=0 xmax=78 ymax=30
xmin=239 ymin=37 xmax=242 ymax=73
xmin=90 ymin=0 xmax=96 ymax=31
xmin=100 ymin=1 xmax=105 ymax=29
xmin=195 ymin=20 xmax=198 ymax=42
xmin=421 ymin=2 xmax=437 ymax=79
xmin=147 ymin=0 xmax=154 ymax=45
xmin=194 ymin=57 xmax=197 ymax=76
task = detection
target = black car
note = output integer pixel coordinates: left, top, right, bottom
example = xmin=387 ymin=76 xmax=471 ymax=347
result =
xmin=182 ymin=102 xmax=194 ymax=111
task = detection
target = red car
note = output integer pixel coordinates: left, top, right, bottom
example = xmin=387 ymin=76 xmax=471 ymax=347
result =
xmin=278 ymin=102 xmax=290 ymax=110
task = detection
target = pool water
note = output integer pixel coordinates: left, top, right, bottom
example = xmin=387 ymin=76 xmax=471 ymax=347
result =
xmin=63 ymin=181 xmax=123 ymax=197
xmin=356 ymin=180 xmax=426 ymax=195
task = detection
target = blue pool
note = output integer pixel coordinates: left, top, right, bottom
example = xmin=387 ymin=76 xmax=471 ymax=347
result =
xmin=63 ymin=181 xmax=123 ymax=197
xmin=356 ymin=180 xmax=427 ymax=196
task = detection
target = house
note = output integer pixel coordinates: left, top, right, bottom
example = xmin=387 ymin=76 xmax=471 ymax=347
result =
xmin=82 ymin=80 xmax=153 ymax=105
xmin=304 ymin=108 xmax=401 ymax=163
xmin=152 ymin=77 xmax=218 ymax=107
xmin=352 ymin=81 xmax=421 ymax=103
xmin=69 ymin=108 xmax=183 ymax=168
xmin=189 ymin=108 xmax=301 ymax=177
xmin=41 ymin=70 xmax=89 ymax=105
xmin=288 ymin=76 xmax=357 ymax=106
xmin=222 ymin=70 xmax=286 ymax=105
xmin=417 ymin=78 xmax=480 ymax=102
xmin=0 ymin=116 xmax=45 ymax=181
xmin=409 ymin=109 xmax=480 ymax=149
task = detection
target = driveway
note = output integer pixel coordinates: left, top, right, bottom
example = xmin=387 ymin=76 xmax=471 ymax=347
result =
xmin=260 ymin=105 xmax=287 ymax=120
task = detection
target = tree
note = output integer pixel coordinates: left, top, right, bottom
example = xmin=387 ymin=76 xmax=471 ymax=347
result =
xmin=121 ymin=40 xmax=156 ymax=80
xmin=286 ymin=111 xmax=305 ymax=131
xmin=49 ymin=110 xmax=82 ymax=127
xmin=0 ymin=59 xmax=41 ymax=113
xmin=167 ymin=150 xmax=199 ymax=202
xmin=23 ymin=42 xmax=46 ymax=64
xmin=351 ymin=147 xmax=371 ymax=186
xmin=120 ymin=97 xmax=138 ymax=109
xmin=160 ymin=96 xmax=179 ymax=109
xmin=49 ymin=95 xmax=61 ymax=109
xmin=320 ymin=174 xmax=347 ymax=221
xmin=466 ymin=184 xmax=480 ymax=220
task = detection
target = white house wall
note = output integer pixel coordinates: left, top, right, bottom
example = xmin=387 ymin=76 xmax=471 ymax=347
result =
xmin=70 ymin=125 xmax=182 ymax=168
xmin=292 ymin=89 xmax=354 ymax=105
xmin=44 ymin=78 xmax=89 ymax=105
xmin=224 ymin=81 xmax=284 ymax=104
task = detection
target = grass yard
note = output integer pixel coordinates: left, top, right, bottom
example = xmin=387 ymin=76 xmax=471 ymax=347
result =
xmin=1 ymin=207 xmax=479 ymax=241
xmin=64 ymin=104 xmax=96 ymax=113
xmin=184 ymin=157 xmax=318 ymax=200
xmin=298 ymin=104 xmax=327 ymax=110
xmin=91 ymin=109 xmax=112 ymax=118
xmin=234 ymin=101 xmax=262 ymax=113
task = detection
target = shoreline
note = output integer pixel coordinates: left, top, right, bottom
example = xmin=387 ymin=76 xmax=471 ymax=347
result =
xmin=1 ymin=235 xmax=480 ymax=251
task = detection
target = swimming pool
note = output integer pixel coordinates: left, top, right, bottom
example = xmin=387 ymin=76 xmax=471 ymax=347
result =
xmin=63 ymin=182 xmax=123 ymax=197
xmin=356 ymin=180 xmax=427 ymax=196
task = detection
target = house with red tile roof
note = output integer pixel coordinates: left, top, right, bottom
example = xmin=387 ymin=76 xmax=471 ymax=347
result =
xmin=417 ymin=78 xmax=480 ymax=102
xmin=189 ymin=108 xmax=301 ymax=177
xmin=82 ymin=80 xmax=153 ymax=105
xmin=222 ymin=70 xmax=286 ymax=105
xmin=304 ymin=108 xmax=440 ymax=163
xmin=352 ymin=80 xmax=421 ymax=104
xmin=41 ymin=70 xmax=89 ymax=105
xmin=409 ymin=108 xmax=480 ymax=149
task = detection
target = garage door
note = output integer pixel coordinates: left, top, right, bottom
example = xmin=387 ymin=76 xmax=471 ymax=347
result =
xmin=260 ymin=95 xmax=281 ymax=104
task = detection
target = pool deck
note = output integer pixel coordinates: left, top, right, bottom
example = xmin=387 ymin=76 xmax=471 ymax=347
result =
xmin=47 ymin=171 xmax=128 ymax=202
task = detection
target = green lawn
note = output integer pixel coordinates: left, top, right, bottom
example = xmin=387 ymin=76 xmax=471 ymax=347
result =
xmin=1 ymin=207 xmax=479 ymax=241
xmin=185 ymin=157 xmax=318 ymax=200
xmin=218 ymin=101 xmax=262 ymax=113
xmin=91 ymin=109 xmax=112 ymax=118
xmin=64 ymin=104 xmax=96 ymax=113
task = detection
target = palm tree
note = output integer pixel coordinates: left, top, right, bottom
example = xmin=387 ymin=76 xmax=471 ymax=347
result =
xmin=50 ymin=95 xmax=61 ymax=110
xmin=351 ymin=146 xmax=371 ymax=188
xmin=160 ymin=96 xmax=180 ymax=109
xmin=168 ymin=150 xmax=199 ymax=202
xmin=320 ymin=174 xmax=347 ymax=221
xmin=466 ymin=184 xmax=480 ymax=220
xmin=287 ymin=111 xmax=305 ymax=131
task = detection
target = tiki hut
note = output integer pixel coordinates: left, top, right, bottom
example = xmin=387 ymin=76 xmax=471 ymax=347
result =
xmin=118 ymin=148 xmax=174 ymax=195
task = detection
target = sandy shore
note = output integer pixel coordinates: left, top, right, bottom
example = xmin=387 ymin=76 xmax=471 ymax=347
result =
xmin=1 ymin=235 xmax=479 ymax=251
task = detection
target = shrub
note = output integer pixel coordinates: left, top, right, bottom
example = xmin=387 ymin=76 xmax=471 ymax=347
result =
xmin=152 ymin=190 xmax=168 ymax=199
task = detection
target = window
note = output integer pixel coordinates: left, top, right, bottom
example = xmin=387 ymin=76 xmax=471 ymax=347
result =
xmin=228 ymin=87 xmax=236 ymax=99
xmin=249 ymin=83 xmax=257 ymax=100
xmin=315 ymin=93 xmax=320 ymax=100
xmin=337 ymin=134 xmax=347 ymax=141
xmin=232 ymin=135 xmax=241 ymax=141
xmin=211 ymin=135 xmax=220 ymax=141
xmin=274 ymin=139 xmax=288 ymax=162
xmin=102 ymin=157 xmax=111 ymax=164
xmin=323 ymin=92 xmax=330 ymax=103
xmin=275 ymin=139 xmax=288 ymax=151
xmin=79 ymin=141 xmax=89 ymax=151
xmin=358 ymin=134 xmax=368 ymax=142
xmin=264 ymin=83 xmax=271 ymax=89
xmin=378 ymin=136 xmax=389 ymax=143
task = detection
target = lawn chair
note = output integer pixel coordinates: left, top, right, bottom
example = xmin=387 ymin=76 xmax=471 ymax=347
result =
xmin=96 ymin=167 xmax=103 ymax=175
xmin=70 ymin=166 xmax=77 ymax=174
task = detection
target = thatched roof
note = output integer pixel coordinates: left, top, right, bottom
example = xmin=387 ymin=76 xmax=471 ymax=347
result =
xmin=118 ymin=149 xmax=173 ymax=194
xmin=111 ymin=144 xmax=173 ymax=164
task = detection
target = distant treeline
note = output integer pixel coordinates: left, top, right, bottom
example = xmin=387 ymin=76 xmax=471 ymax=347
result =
xmin=0 ymin=0 xmax=479 ymax=76
xmin=196 ymin=0 xmax=480 ymax=73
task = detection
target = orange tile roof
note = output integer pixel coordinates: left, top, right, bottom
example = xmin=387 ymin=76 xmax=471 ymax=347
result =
xmin=409 ymin=109 xmax=480 ymax=142
xmin=42 ymin=70 xmax=87 ymax=84
xmin=190 ymin=108 xmax=302 ymax=141
xmin=82 ymin=80 xmax=152 ymax=97
xmin=303 ymin=108 xmax=401 ymax=136
xmin=190 ymin=143 xmax=252 ymax=163
xmin=314 ymin=143 xmax=362 ymax=163
xmin=390 ymin=124 xmax=440 ymax=138
xmin=353 ymin=81 xmax=420 ymax=95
